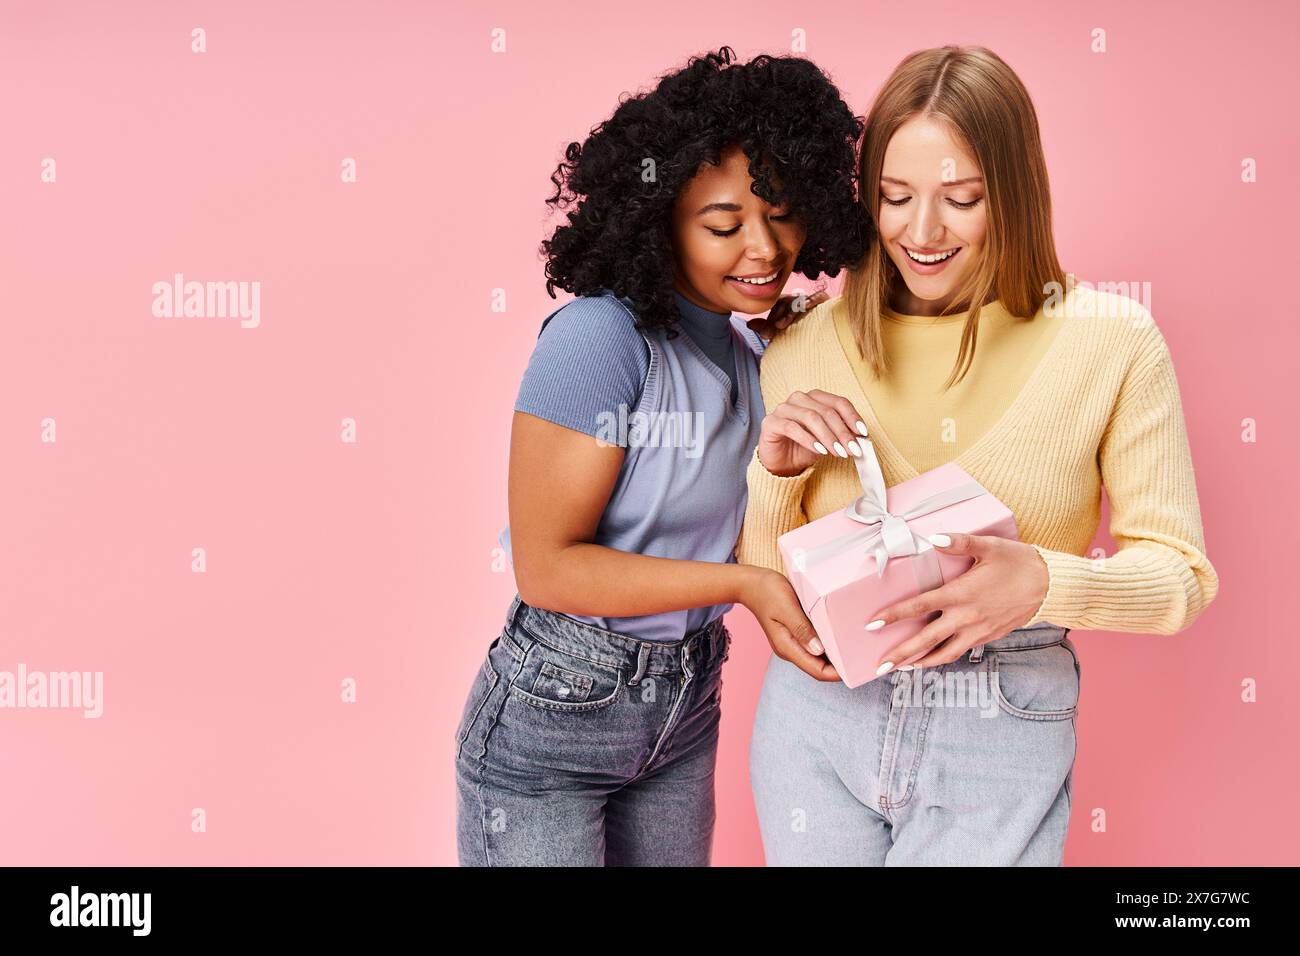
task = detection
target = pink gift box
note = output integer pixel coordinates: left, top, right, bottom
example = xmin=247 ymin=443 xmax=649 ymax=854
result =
xmin=777 ymin=442 xmax=1018 ymax=688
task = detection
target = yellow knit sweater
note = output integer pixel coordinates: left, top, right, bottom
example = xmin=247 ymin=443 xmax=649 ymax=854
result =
xmin=735 ymin=285 xmax=1219 ymax=635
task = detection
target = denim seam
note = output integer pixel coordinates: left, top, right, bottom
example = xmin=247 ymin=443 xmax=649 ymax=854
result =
xmin=894 ymin=696 xmax=934 ymax=809
xmin=638 ymin=676 xmax=687 ymax=776
xmin=503 ymin=632 xmax=526 ymax=662
xmin=1069 ymin=638 xmax=1081 ymax=805
xmin=517 ymin=619 xmax=657 ymax=676
xmin=519 ymin=607 xmax=627 ymax=647
xmin=878 ymin=697 xmax=899 ymax=816
xmin=509 ymin=672 xmax=623 ymax=713
xmin=535 ymin=659 xmax=595 ymax=699
xmin=878 ymin=677 xmax=904 ymax=815
xmin=518 ymin=603 xmax=692 ymax=657
xmin=516 ymin=607 xmax=724 ymax=674
xmin=455 ymin=650 xmax=501 ymax=762
xmin=993 ymin=639 xmax=1065 ymax=654
xmin=636 ymin=643 xmax=698 ymax=775
xmin=471 ymin=635 xmax=528 ymax=867
xmin=878 ymin=674 xmax=933 ymax=811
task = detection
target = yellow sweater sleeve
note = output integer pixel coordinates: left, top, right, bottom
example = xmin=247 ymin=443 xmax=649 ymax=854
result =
xmin=735 ymin=353 xmax=815 ymax=574
xmin=1024 ymin=320 xmax=1220 ymax=634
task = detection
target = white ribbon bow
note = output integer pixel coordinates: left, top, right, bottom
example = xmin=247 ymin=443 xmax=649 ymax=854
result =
xmin=797 ymin=438 xmax=987 ymax=586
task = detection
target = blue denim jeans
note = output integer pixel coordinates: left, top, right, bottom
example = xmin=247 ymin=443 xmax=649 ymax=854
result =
xmin=750 ymin=622 xmax=1080 ymax=865
xmin=455 ymin=594 xmax=731 ymax=866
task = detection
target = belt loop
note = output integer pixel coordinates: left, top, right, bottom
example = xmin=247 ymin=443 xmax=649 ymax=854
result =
xmin=628 ymin=642 xmax=651 ymax=686
xmin=508 ymin=593 xmax=528 ymax=632
xmin=969 ymin=642 xmax=986 ymax=663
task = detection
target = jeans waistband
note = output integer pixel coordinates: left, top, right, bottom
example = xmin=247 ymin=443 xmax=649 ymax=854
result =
xmin=502 ymin=594 xmax=729 ymax=679
xmin=968 ymin=622 xmax=1071 ymax=662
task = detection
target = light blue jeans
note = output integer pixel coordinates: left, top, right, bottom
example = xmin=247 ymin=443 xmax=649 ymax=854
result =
xmin=750 ymin=622 xmax=1080 ymax=865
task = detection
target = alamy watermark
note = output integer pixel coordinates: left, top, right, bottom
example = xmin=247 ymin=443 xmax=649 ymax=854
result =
xmin=1043 ymin=278 xmax=1153 ymax=324
xmin=0 ymin=665 xmax=103 ymax=718
xmin=152 ymin=273 xmax=260 ymax=328
xmin=890 ymin=666 xmax=999 ymax=717
xmin=50 ymin=885 xmax=150 ymax=936
xmin=594 ymin=403 xmax=705 ymax=458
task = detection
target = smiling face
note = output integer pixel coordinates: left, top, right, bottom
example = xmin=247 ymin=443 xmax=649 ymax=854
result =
xmin=670 ymin=144 xmax=808 ymax=315
xmin=878 ymin=115 xmax=989 ymax=315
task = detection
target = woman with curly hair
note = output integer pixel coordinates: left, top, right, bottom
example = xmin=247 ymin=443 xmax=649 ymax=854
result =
xmin=454 ymin=46 xmax=869 ymax=866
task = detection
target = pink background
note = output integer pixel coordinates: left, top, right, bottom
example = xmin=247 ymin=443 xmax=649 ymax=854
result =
xmin=1 ymin=0 xmax=1295 ymax=865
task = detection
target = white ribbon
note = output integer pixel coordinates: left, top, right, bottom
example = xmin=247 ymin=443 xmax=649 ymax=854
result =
xmin=797 ymin=439 xmax=987 ymax=588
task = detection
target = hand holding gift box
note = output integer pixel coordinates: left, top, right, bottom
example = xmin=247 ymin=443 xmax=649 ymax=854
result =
xmin=777 ymin=438 xmax=1019 ymax=688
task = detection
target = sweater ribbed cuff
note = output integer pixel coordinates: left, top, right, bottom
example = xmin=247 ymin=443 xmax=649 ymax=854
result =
xmin=1023 ymin=543 xmax=1209 ymax=635
xmin=1023 ymin=545 xmax=1078 ymax=629
xmin=737 ymin=446 xmax=815 ymax=573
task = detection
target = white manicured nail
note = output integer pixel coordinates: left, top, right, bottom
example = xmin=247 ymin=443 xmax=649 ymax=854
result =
xmin=847 ymin=440 xmax=862 ymax=457
xmin=929 ymin=534 xmax=951 ymax=547
xmin=813 ymin=442 xmax=828 ymax=455
xmin=865 ymin=619 xmax=886 ymax=631
xmin=833 ymin=442 xmax=847 ymax=457
xmin=876 ymin=661 xmax=894 ymax=676
xmin=897 ymin=664 xmax=915 ymax=671
xmin=856 ymin=421 xmax=869 ymax=437
xmin=809 ymin=638 xmax=824 ymax=655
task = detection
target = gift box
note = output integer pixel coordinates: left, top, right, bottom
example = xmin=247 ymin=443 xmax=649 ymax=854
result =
xmin=777 ymin=439 xmax=1018 ymax=688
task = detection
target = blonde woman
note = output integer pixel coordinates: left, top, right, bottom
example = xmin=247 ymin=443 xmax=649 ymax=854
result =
xmin=735 ymin=46 xmax=1219 ymax=865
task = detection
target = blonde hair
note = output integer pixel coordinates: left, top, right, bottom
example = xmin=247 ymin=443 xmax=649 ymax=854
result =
xmin=842 ymin=45 xmax=1069 ymax=390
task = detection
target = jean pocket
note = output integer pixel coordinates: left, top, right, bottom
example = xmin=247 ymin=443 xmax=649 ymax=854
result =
xmin=455 ymin=635 xmax=502 ymax=754
xmin=509 ymin=642 xmax=623 ymax=713
xmin=986 ymin=642 xmax=1079 ymax=721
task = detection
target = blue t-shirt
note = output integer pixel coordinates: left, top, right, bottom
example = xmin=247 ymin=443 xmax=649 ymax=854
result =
xmin=503 ymin=289 xmax=767 ymax=643
xmin=515 ymin=292 xmax=758 ymax=429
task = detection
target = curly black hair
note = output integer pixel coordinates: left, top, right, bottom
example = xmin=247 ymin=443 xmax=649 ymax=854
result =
xmin=540 ymin=46 xmax=871 ymax=334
